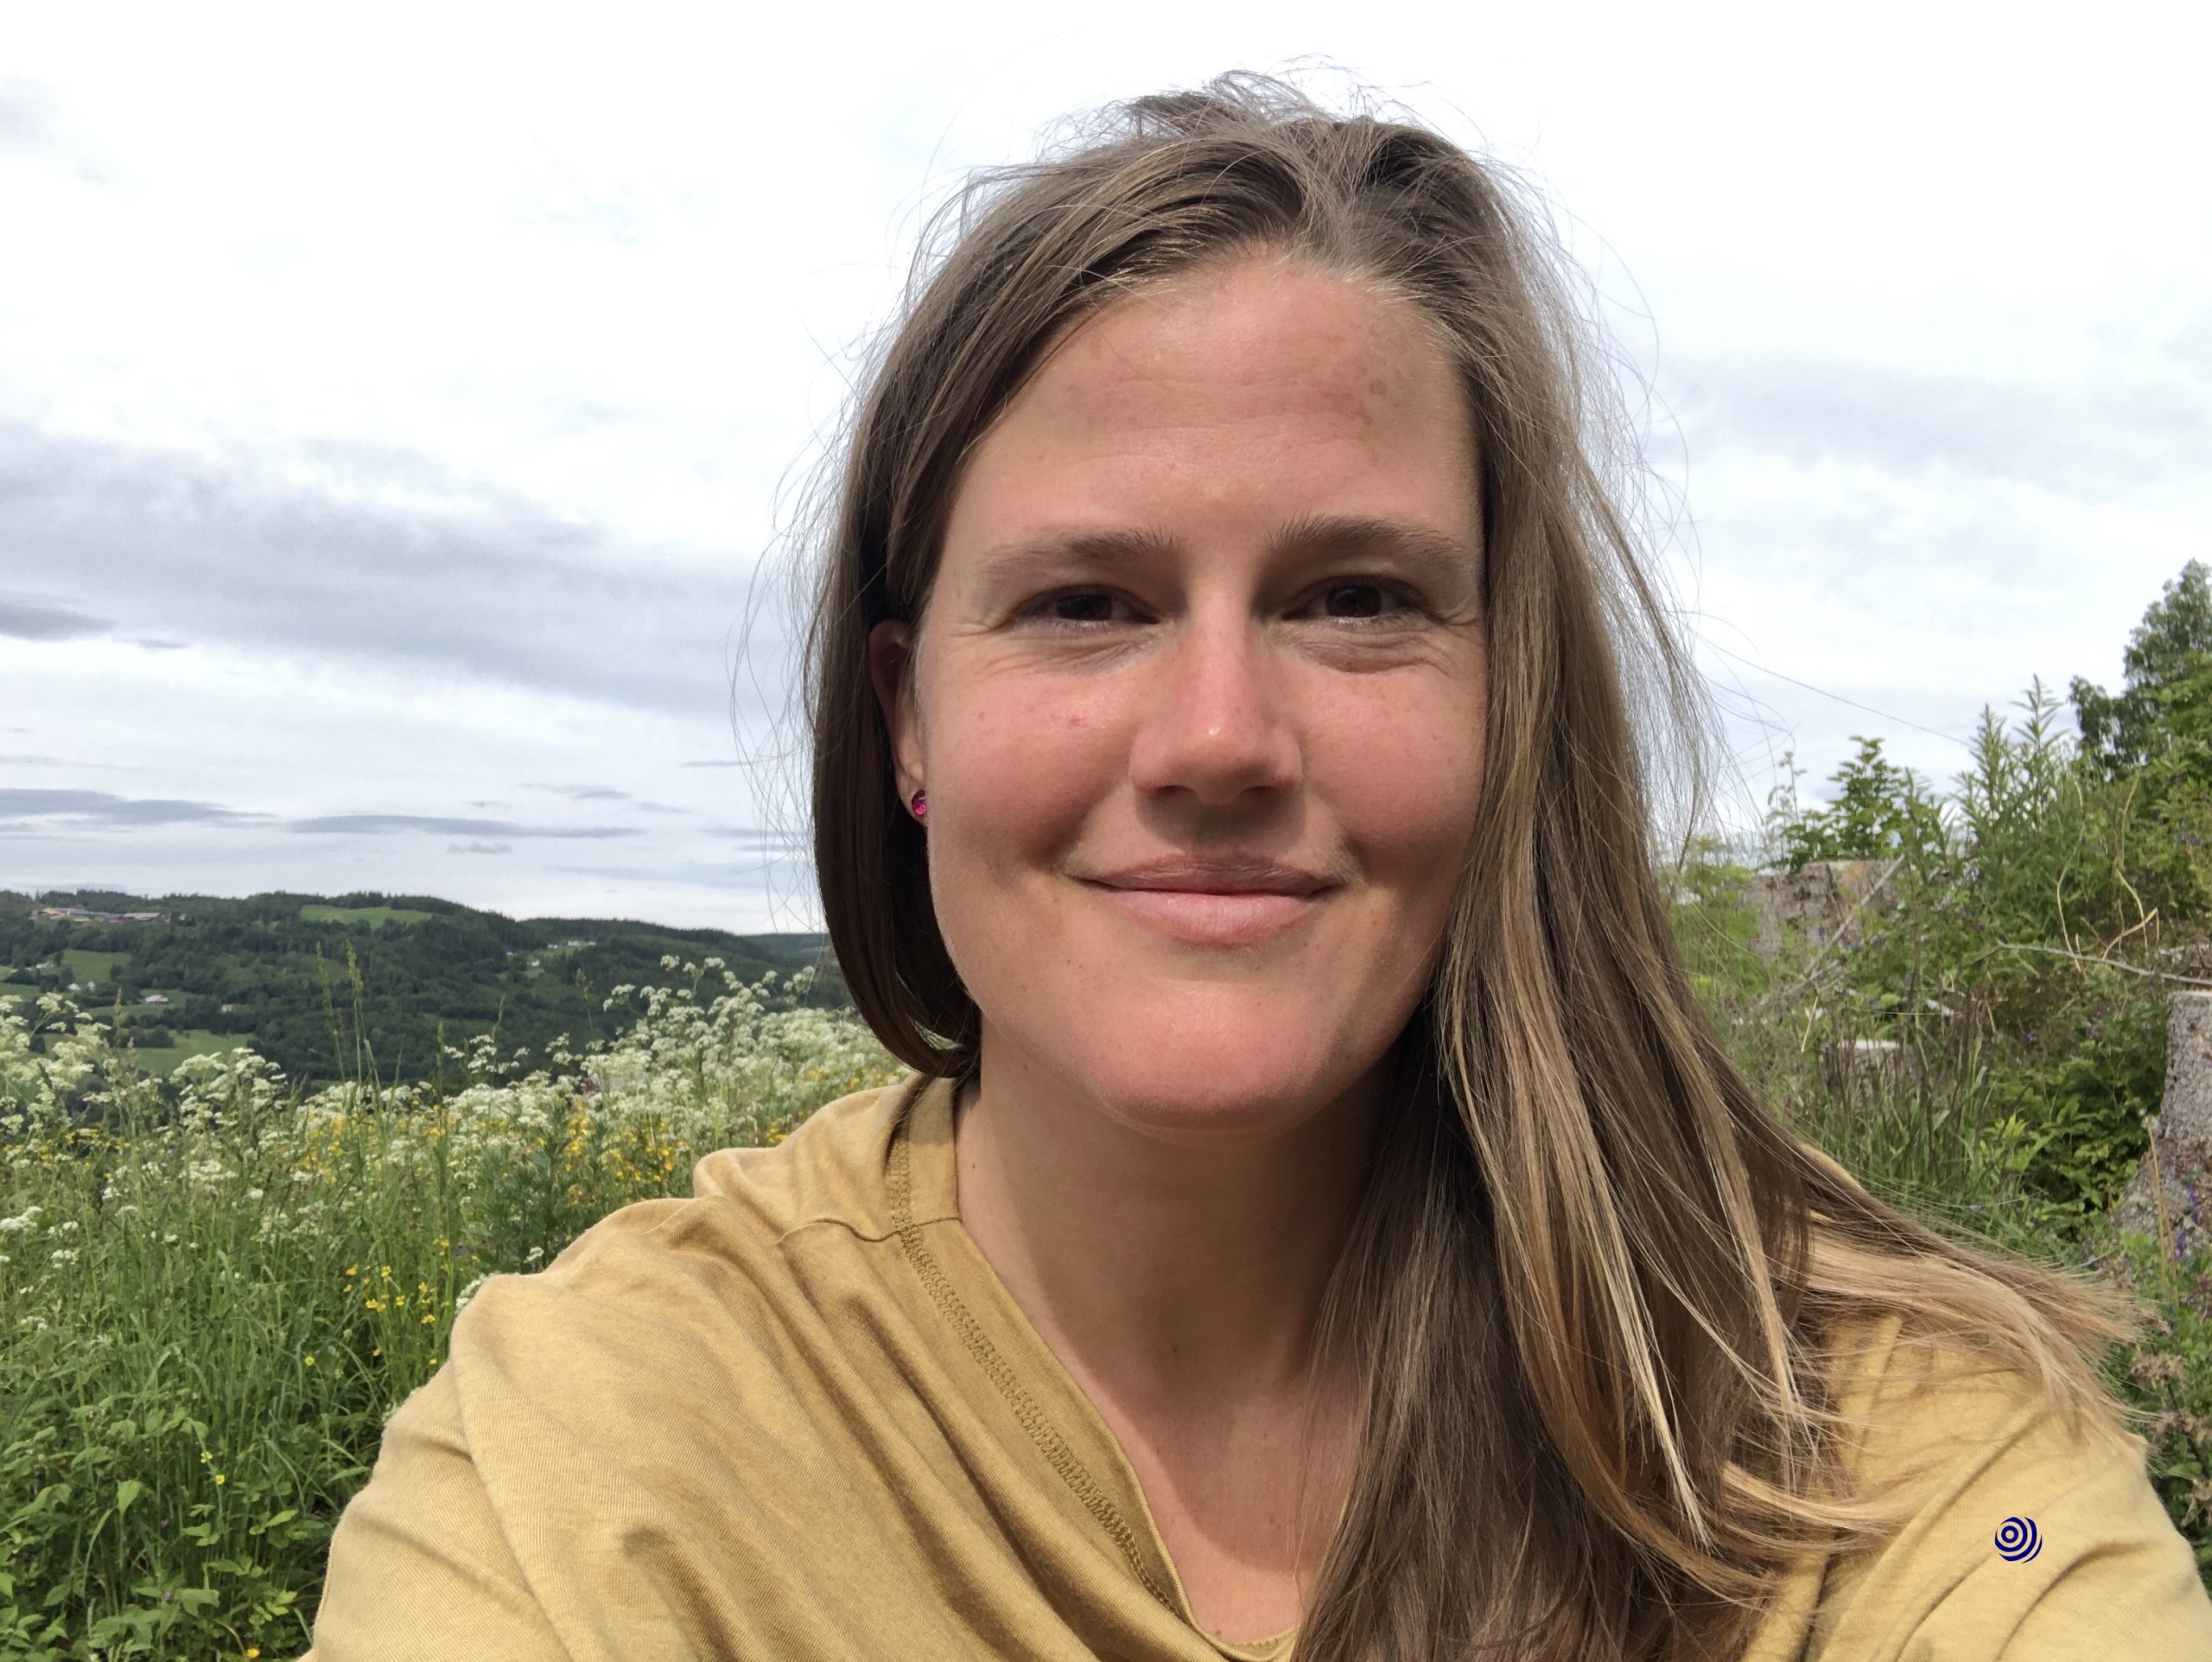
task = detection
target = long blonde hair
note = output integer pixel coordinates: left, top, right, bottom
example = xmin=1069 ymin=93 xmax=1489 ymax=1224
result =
xmin=804 ymin=74 xmax=2129 ymax=1659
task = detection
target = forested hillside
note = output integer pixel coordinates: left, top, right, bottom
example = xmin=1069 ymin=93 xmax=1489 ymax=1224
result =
xmin=0 ymin=888 xmax=840 ymax=1090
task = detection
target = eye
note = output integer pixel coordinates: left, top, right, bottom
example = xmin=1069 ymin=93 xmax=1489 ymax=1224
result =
xmin=1050 ymin=592 xmax=1117 ymax=622
xmin=1030 ymin=589 xmax=1138 ymax=627
xmin=1307 ymin=581 xmax=1417 ymax=622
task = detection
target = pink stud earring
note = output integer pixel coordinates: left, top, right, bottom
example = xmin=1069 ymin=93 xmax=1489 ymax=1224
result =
xmin=909 ymin=789 xmax=927 ymax=819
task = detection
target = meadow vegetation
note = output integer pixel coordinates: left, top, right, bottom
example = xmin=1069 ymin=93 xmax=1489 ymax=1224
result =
xmin=4 ymin=563 xmax=2209 ymax=1658
xmin=1 ymin=963 xmax=903 ymax=1661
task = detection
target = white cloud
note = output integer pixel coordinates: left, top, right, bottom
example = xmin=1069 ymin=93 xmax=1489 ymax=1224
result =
xmin=3 ymin=0 xmax=2206 ymax=921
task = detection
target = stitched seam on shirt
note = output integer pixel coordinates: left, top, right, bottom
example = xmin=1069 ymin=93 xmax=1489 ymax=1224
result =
xmin=887 ymin=1109 xmax=1179 ymax=1614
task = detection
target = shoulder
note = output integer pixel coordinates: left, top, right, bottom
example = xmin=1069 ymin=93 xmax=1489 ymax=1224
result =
xmin=684 ymin=1071 xmax=923 ymax=1243
xmin=1767 ymin=1315 xmax=2212 ymax=1660
xmin=450 ymin=1073 xmax=924 ymax=1360
xmin=309 ymin=1077 xmax=938 ymax=1659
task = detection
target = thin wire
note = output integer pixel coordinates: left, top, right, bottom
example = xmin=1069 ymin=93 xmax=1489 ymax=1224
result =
xmin=1694 ymin=636 xmax=1975 ymax=751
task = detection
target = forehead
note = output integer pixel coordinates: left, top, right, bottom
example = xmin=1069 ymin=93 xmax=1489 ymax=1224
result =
xmin=940 ymin=253 xmax=1478 ymax=563
xmin=1032 ymin=255 xmax=1459 ymax=432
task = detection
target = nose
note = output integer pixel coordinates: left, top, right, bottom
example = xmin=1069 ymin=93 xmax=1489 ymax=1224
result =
xmin=1128 ymin=607 xmax=1300 ymax=807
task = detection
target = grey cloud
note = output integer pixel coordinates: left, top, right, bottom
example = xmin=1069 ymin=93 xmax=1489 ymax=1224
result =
xmin=0 ymin=421 xmax=774 ymax=720
xmin=0 ymin=78 xmax=59 ymax=153
xmin=287 ymin=812 xmax=641 ymax=838
xmin=0 ymin=787 xmax=264 ymax=826
xmin=550 ymin=858 xmax=792 ymax=888
xmin=0 ymin=596 xmax=113 ymax=640
xmin=133 ymin=636 xmax=188 ymax=651
xmin=447 ymin=840 xmax=513 ymax=855
xmin=523 ymin=784 xmax=686 ymax=813
xmin=1675 ymin=350 xmax=2212 ymax=502
xmin=0 ymin=77 xmax=117 ymax=183
xmin=703 ymin=825 xmax=805 ymax=847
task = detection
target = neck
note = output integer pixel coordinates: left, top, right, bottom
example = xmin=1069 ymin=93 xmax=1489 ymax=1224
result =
xmin=951 ymin=1034 xmax=1385 ymax=1413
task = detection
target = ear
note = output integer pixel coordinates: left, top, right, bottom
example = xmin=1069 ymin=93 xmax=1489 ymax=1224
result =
xmin=867 ymin=620 xmax=922 ymax=799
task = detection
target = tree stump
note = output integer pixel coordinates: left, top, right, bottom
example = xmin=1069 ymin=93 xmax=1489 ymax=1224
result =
xmin=1746 ymin=859 xmax=1900 ymax=960
xmin=2116 ymin=990 xmax=2212 ymax=1251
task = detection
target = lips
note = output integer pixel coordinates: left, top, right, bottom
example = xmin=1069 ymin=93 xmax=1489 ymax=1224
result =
xmin=1086 ymin=885 xmax=1321 ymax=946
xmin=1085 ymin=855 xmax=1332 ymax=896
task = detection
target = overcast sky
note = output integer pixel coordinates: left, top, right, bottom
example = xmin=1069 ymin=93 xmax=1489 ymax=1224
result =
xmin=3 ymin=2 xmax=2207 ymax=932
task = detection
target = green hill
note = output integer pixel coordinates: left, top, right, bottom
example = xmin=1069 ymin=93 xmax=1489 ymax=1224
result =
xmin=0 ymin=888 xmax=842 ymax=1090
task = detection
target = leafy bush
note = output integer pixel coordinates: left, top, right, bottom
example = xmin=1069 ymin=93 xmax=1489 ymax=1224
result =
xmin=1684 ymin=569 xmax=2212 ymax=1586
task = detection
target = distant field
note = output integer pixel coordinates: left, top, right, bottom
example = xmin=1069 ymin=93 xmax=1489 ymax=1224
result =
xmin=301 ymin=904 xmax=434 ymax=928
xmin=62 ymin=948 xmax=130 ymax=984
xmin=124 ymin=1026 xmax=240 ymax=1076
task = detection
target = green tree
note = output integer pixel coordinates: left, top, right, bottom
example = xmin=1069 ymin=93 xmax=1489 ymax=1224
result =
xmin=1773 ymin=735 xmax=1948 ymax=871
xmin=2072 ymin=558 xmax=2212 ymax=779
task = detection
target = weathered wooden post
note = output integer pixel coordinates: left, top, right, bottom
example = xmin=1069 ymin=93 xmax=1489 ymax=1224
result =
xmin=2117 ymin=991 xmax=2212 ymax=1245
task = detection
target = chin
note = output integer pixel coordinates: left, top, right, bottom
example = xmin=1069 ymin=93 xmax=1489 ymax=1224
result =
xmin=1048 ymin=987 xmax=1379 ymax=1146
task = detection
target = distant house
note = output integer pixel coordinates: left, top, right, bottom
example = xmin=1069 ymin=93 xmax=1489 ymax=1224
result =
xmin=219 ymin=1003 xmax=238 ymax=1013
xmin=142 ymin=994 xmax=170 ymax=1005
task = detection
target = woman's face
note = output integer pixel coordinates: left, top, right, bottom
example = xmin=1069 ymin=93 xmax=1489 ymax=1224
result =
xmin=872 ymin=252 xmax=1488 ymax=1144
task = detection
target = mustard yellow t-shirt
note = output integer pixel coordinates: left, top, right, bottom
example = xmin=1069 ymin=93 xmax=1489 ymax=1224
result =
xmin=303 ymin=1073 xmax=2212 ymax=1660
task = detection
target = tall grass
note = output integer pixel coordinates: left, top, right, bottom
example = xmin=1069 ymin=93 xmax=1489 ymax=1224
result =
xmin=0 ymin=959 xmax=903 ymax=1661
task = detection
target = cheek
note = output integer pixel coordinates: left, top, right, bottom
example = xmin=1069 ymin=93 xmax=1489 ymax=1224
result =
xmin=1313 ymin=675 xmax=1486 ymax=884
xmin=925 ymin=674 xmax=1128 ymax=863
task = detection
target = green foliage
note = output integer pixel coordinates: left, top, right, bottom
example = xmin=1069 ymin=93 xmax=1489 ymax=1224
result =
xmin=0 ymin=964 xmax=903 ymax=1660
xmin=1681 ymin=561 xmax=2212 ymax=1582
xmin=0 ymin=890 xmax=843 ymax=1095
xmin=2105 ymin=1219 xmax=2212 ymax=1576
xmin=2073 ymin=557 xmax=2212 ymax=781
xmin=1768 ymin=735 xmax=1948 ymax=871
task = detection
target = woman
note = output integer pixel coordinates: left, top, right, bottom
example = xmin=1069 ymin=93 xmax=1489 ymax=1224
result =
xmin=305 ymin=78 xmax=2212 ymax=1659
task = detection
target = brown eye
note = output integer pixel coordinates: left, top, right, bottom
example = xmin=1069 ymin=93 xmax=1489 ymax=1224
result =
xmin=1047 ymin=592 xmax=1120 ymax=622
xmin=1321 ymin=583 xmax=1386 ymax=618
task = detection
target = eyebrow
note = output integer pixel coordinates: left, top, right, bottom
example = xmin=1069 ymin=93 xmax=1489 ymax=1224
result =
xmin=1263 ymin=513 xmax=1478 ymax=579
xmin=972 ymin=514 xmax=1479 ymax=586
